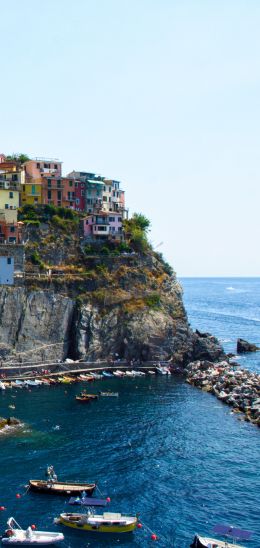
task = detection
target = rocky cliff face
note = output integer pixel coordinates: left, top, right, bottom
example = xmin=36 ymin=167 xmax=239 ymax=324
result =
xmin=0 ymin=255 xmax=225 ymax=365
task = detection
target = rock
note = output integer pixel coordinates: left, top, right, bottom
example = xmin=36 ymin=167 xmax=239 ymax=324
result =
xmin=237 ymin=338 xmax=259 ymax=353
xmin=0 ymin=416 xmax=21 ymax=430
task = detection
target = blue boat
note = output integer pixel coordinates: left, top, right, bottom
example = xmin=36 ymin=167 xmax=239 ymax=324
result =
xmin=68 ymin=496 xmax=108 ymax=507
xmin=102 ymin=371 xmax=113 ymax=378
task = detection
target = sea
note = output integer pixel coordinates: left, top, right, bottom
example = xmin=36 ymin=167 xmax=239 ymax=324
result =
xmin=0 ymin=277 xmax=259 ymax=548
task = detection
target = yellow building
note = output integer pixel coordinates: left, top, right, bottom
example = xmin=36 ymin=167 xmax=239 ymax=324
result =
xmin=21 ymin=177 xmax=43 ymax=205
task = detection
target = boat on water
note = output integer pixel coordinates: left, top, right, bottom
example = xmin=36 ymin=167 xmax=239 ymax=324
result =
xmin=114 ymin=370 xmax=125 ymax=377
xmin=102 ymin=371 xmax=114 ymax=378
xmin=1 ymin=517 xmax=64 ymax=545
xmin=99 ymin=392 xmax=119 ymax=397
xmin=29 ymin=480 xmax=96 ymax=496
xmin=190 ymin=524 xmax=253 ymax=548
xmin=69 ymin=496 xmax=108 ymax=507
xmin=56 ymin=511 xmax=137 ymax=533
xmin=125 ymin=371 xmax=135 ymax=377
xmin=131 ymin=370 xmax=145 ymax=376
xmin=0 ymin=381 xmax=6 ymax=390
xmin=148 ymin=370 xmax=156 ymax=375
xmin=75 ymin=396 xmax=91 ymax=403
xmin=155 ymin=365 xmax=171 ymax=375
xmin=91 ymin=372 xmax=103 ymax=379
xmin=79 ymin=393 xmax=98 ymax=400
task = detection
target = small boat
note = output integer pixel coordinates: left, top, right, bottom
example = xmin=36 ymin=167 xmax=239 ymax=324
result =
xmin=75 ymin=396 xmax=91 ymax=403
xmin=1 ymin=517 xmax=64 ymax=545
xmin=24 ymin=380 xmax=41 ymax=387
xmin=0 ymin=381 xmax=6 ymax=390
xmin=190 ymin=524 xmax=253 ymax=548
xmin=115 ymin=370 xmax=126 ymax=377
xmin=102 ymin=371 xmax=114 ymax=378
xmin=57 ymin=511 xmax=138 ymax=533
xmin=155 ymin=366 xmax=168 ymax=375
xmin=125 ymin=371 xmax=135 ymax=377
xmin=79 ymin=393 xmax=98 ymax=400
xmin=69 ymin=496 xmax=108 ymax=507
xmin=15 ymin=380 xmax=25 ymax=387
xmin=131 ymin=370 xmax=145 ymax=376
xmin=91 ymin=372 xmax=103 ymax=380
xmin=113 ymin=371 xmax=122 ymax=377
xmin=148 ymin=370 xmax=156 ymax=375
xmin=99 ymin=392 xmax=119 ymax=397
xmin=29 ymin=480 xmax=96 ymax=496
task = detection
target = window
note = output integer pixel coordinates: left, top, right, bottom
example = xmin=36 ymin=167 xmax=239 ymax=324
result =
xmin=109 ymin=217 xmax=115 ymax=222
xmin=48 ymin=179 xmax=51 ymax=187
xmin=37 ymin=163 xmax=40 ymax=169
xmin=48 ymin=190 xmax=52 ymax=199
xmin=54 ymin=164 xmax=58 ymax=169
xmin=12 ymin=174 xmax=18 ymax=181
xmin=9 ymin=192 xmax=13 ymax=199
xmin=75 ymin=182 xmax=78 ymax=188
xmin=7 ymin=257 xmax=12 ymax=264
xmin=76 ymin=198 xmax=80 ymax=205
xmin=10 ymin=226 xmax=15 ymax=233
xmin=69 ymin=180 xmax=73 ymax=187
xmin=9 ymin=237 xmax=16 ymax=243
xmin=118 ymin=217 xmax=122 ymax=222
xmin=103 ymin=196 xmax=107 ymax=201
xmin=44 ymin=163 xmax=50 ymax=169
xmin=34 ymin=198 xmax=38 ymax=203
xmin=32 ymin=185 xmax=36 ymax=195
xmin=81 ymin=190 xmax=84 ymax=196
xmin=57 ymin=180 xmax=61 ymax=188
xmin=5 ymin=204 xmax=8 ymax=209
xmin=57 ymin=191 xmax=62 ymax=200
xmin=109 ymin=187 xmax=111 ymax=192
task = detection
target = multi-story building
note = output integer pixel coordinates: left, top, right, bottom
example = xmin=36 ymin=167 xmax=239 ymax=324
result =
xmin=23 ymin=158 xmax=62 ymax=206
xmin=0 ymin=160 xmax=25 ymax=243
xmin=62 ymin=177 xmax=76 ymax=209
xmin=67 ymin=171 xmax=103 ymax=214
xmin=82 ymin=211 xmax=123 ymax=241
xmin=102 ymin=179 xmax=127 ymax=217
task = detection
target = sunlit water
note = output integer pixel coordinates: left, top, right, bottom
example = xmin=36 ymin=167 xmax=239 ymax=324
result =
xmin=0 ymin=278 xmax=259 ymax=548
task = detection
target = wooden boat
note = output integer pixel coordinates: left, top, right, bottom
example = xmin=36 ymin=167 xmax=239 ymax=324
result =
xmin=29 ymin=479 xmax=96 ymax=496
xmin=69 ymin=496 xmax=108 ymax=507
xmin=190 ymin=525 xmax=252 ymax=548
xmin=79 ymin=392 xmax=98 ymax=399
xmin=1 ymin=517 xmax=64 ymax=545
xmin=100 ymin=391 xmax=119 ymax=397
xmin=57 ymin=511 xmax=137 ymax=533
xmin=75 ymin=396 xmax=91 ymax=403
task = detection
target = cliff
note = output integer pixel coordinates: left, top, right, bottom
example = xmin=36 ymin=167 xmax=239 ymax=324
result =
xmin=0 ymin=206 xmax=224 ymax=365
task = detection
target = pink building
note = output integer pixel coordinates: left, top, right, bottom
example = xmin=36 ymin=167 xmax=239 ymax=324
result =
xmin=82 ymin=211 xmax=123 ymax=240
xmin=25 ymin=158 xmax=62 ymax=179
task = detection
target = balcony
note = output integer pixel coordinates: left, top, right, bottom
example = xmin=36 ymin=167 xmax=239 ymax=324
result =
xmin=93 ymin=224 xmax=109 ymax=234
xmin=46 ymin=184 xmax=64 ymax=190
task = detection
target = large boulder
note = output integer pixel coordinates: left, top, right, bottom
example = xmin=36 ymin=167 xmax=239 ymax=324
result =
xmin=237 ymin=338 xmax=259 ymax=353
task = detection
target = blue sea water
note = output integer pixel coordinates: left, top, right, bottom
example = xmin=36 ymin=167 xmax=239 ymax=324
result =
xmin=0 ymin=278 xmax=259 ymax=548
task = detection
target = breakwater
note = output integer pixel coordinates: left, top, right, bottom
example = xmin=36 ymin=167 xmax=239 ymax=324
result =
xmin=184 ymin=359 xmax=260 ymax=426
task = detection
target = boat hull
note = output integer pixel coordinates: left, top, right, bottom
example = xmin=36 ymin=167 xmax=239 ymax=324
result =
xmin=59 ymin=516 xmax=137 ymax=533
xmin=29 ymin=480 xmax=96 ymax=496
xmin=190 ymin=535 xmax=245 ymax=548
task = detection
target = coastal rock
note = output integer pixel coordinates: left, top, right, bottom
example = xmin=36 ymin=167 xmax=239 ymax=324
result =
xmin=0 ymin=416 xmax=21 ymax=430
xmin=237 ymin=338 xmax=259 ymax=353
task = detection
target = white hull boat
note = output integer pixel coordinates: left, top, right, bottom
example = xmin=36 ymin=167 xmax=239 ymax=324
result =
xmin=1 ymin=518 xmax=64 ymax=545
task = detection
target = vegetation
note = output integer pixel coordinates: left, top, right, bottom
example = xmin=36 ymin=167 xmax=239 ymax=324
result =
xmin=123 ymin=213 xmax=151 ymax=253
xmin=5 ymin=153 xmax=30 ymax=163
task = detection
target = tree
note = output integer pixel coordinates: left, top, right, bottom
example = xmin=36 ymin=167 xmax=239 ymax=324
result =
xmin=5 ymin=153 xmax=30 ymax=163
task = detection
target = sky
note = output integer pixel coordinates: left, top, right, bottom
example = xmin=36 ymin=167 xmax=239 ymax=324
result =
xmin=0 ymin=0 xmax=259 ymax=276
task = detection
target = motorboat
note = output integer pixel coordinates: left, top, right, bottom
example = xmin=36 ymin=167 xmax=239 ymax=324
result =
xmin=79 ymin=392 xmax=98 ymax=400
xmin=75 ymin=396 xmax=91 ymax=403
xmin=125 ymin=371 xmax=135 ymax=377
xmin=0 ymin=381 xmax=6 ymax=390
xmin=115 ymin=370 xmax=125 ymax=377
xmin=69 ymin=496 xmax=108 ymax=507
xmin=148 ymin=370 xmax=156 ymax=375
xmin=155 ymin=366 xmax=168 ymax=375
xmin=1 ymin=517 xmax=64 ymax=545
xmin=190 ymin=524 xmax=253 ymax=548
xmin=102 ymin=371 xmax=113 ymax=378
xmin=56 ymin=511 xmax=137 ymax=533
xmin=131 ymin=371 xmax=145 ymax=376
xmin=90 ymin=372 xmax=103 ymax=379
xmin=29 ymin=480 xmax=96 ymax=496
xmin=99 ymin=392 xmax=119 ymax=397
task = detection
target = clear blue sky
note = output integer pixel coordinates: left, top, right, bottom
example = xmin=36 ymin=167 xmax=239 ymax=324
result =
xmin=1 ymin=0 xmax=259 ymax=276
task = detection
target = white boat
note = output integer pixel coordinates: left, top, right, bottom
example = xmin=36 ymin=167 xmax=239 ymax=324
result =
xmin=125 ymin=371 xmax=135 ymax=377
xmin=155 ymin=366 xmax=167 ymax=375
xmin=131 ymin=371 xmax=146 ymax=377
xmin=1 ymin=517 xmax=64 ymax=545
xmin=115 ymin=370 xmax=126 ymax=377
xmin=15 ymin=380 xmax=25 ymax=387
xmin=148 ymin=370 xmax=156 ymax=375
xmin=191 ymin=524 xmax=253 ymax=548
xmin=0 ymin=381 xmax=6 ymax=390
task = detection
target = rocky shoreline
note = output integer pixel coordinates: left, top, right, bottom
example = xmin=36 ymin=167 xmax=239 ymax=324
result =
xmin=0 ymin=416 xmax=22 ymax=433
xmin=184 ymin=359 xmax=260 ymax=427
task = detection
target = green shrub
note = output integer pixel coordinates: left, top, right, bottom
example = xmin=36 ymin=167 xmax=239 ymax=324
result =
xmin=144 ymin=292 xmax=161 ymax=309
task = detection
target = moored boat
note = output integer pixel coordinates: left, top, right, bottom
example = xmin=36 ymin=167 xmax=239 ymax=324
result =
xmin=99 ymin=392 xmax=119 ymax=397
xmin=29 ymin=480 xmax=96 ymax=496
xmin=79 ymin=392 xmax=98 ymax=399
xmin=57 ymin=511 xmax=137 ymax=533
xmin=190 ymin=525 xmax=253 ymax=548
xmin=69 ymin=496 xmax=108 ymax=507
xmin=75 ymin=396 xmax=91 ymax=403
xmin=1 ymin=517 xmax=64 ymax=545
xmin=102 ymin=371 xmax=114 ymax=378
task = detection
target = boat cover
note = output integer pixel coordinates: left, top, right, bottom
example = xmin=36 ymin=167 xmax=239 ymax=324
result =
xmin=213 ymin=525 xmax=252 ymax=540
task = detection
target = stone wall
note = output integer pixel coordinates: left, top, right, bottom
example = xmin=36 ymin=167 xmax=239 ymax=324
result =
xmin=0 ymin=244 xmax=25 ymax=273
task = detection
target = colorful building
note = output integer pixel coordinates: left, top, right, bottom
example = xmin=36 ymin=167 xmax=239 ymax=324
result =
xmin=82 ymin=211 xmax=123 ymax=241
xmin=23 ymin=158 xmax=62 ymax=206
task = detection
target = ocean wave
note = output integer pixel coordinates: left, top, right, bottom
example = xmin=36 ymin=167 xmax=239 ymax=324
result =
xmin=226 ymin=287 xmax=250 ymax=293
